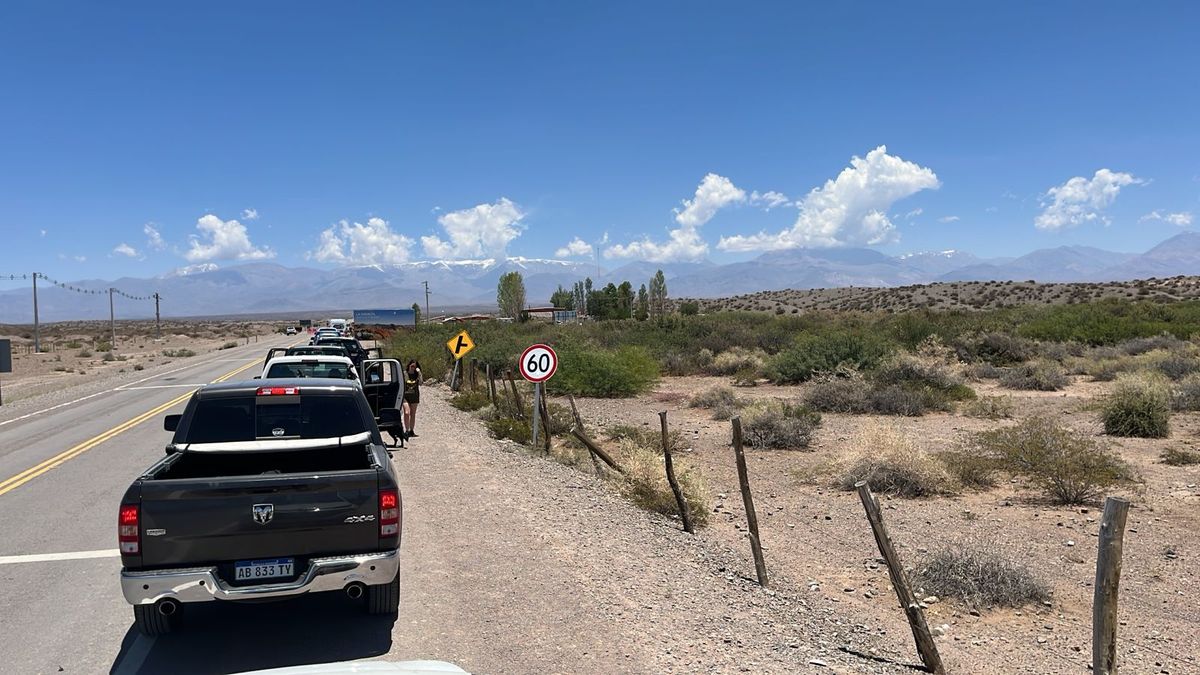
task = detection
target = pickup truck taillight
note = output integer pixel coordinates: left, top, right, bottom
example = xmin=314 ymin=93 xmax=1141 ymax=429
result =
xmin=118 ymin=504 xmax=140 ymax=554
xmin=379 ymin=489 xmax=399 ymax=537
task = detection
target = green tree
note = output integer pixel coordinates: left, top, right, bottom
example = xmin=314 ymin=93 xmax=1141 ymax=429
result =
xmin=635 ymin=284 xmax=649 ymax=321
xmin=679 ymin=300 xmax=700 ymax=316
xmin=497 ymin=271 xmax=526 ymax=319
xmin=550 ymin=285 xmax=575 ymax=310
xmin=648 ymin=269 xmax=668 ymax=320
xmin=411 ymin=302 xmax=422 ymax=325
xmin=572 ymin=281 xmax=587 ymax=316
xmin=617 ymin=281 xmax=634 ymax=319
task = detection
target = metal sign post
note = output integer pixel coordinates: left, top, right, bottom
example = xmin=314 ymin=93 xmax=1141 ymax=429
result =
xmin=519 ymin=344 xmax=558 ymax=449
xmin=0 ymin=339 xmax=11 ymax=406
xmin=531 ymin=382 xmax=542 ymax=448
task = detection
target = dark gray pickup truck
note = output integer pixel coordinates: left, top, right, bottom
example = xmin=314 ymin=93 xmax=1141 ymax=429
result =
xmin=118 ymin=379 xmax=403 ymax=636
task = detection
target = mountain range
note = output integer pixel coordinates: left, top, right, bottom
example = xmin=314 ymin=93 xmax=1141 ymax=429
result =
xmin=2 ymin=233 xmax=1197 ymax=322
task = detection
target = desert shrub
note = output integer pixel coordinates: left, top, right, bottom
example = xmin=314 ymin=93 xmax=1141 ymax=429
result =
xmin=53 ymin=365 xmax=67 ymax=372
xmin=102 ymin=352 xmax=116 ymax=362
xmin=161 ymin=348 xmax=196 ymax=358
xmin=483 ymin=415 xmax=531 ymax=444
xmin=959 ymin=332 xmax=1038 ymax=366
xmin=835 ymin=425 xmax=951 ymax=497
xmin=740 ymin=400 xmax=821 ymax=449
xmin=970 ymin=417 xmax=1136 ymax=504
xmin=937 ymin=449 xmax=1000 ymax=488
xmin=1117 ymin=333 xmax=1186 ymax=356
xmin=871 ymin=354 xmax=976 ymax=411
xmin=915 ymin=546 xmax=1051 ymax=610
xmin=1037 ymin=341 xmax=1084 ymax=362
xmin=77 ymin=349 xmax=92 ymax=358
xmin=965 ymin=362 xmax=1004 ymax=380
xmin=64 ymin=340 xmax=82 ymax=349
xmin=133 ymin=364 xmax=144 ymax=371
xmin=449 ymin=389 xmax=492 ymax=412
xmin=550 ymin=345 xmax=659 ymax=398
xmin=617 ymin=438 xmax=709 ymax=527
xmin=1148 ymin=352 xmax=1200 ymax=381
xmin=678 ymin=300 xmax=700 ymax=316
xmin=1170 ymin=374 xmax=1200 ymax=411
xmin=804 ymin=369 xmax=871 ymax=413
xmin=1161 ymin=448 xmax=1200 ymax=466
xmin=1000 ymin=361 xmax=1069 ymax=391
xmin=1101 ymin=374 xmax=1171 ymax=438
xmin=961 ymin=395 xmax=1015 ymax=419
xmin=731 ymin=366 xmax=759 ymax=387
xmin=219 ymin=341 xmax=238 ymax=350
xmin=707 ymin=347 xmax=767 ymax=376
xmin=768 ymin=331 xmax=893 ymax=383
xmin=96 ymin=341 xmax=112 ymax=352
xmin=688 ymin=385 xmax=741 ymax=410
xmin=1085 ymin=357 xmax=1134 ymax=382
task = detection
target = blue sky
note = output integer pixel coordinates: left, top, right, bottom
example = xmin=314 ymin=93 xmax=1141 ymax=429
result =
xmin=2 ymin=1 xmax=1198 ymax=285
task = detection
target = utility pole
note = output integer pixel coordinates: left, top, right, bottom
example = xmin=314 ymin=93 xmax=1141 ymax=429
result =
xmin=32 ymin=272 xmax=40 ymax=354
xmin=108 ymin=287 xmax=116 ymax=351
xmin=422 ymin=281 xmax=431 ymax=324
xmin=153 ymin=292 xmax=161 ymax=340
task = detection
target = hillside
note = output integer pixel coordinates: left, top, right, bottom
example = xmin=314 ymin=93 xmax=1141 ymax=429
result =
xmin=690 ymin=275 xmax=1200 ymax=314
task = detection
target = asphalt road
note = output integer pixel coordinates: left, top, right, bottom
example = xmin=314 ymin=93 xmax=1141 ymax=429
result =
xmin=0 ymin=334 xmax=348 ymax=675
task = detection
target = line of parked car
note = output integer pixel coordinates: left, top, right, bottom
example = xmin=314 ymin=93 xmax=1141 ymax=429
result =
xmin=117 ymin=326 xmax=406 ymax=635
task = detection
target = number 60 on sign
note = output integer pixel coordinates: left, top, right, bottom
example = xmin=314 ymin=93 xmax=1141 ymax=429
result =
xmin=519 ymin=344 xmax=558 ymax=382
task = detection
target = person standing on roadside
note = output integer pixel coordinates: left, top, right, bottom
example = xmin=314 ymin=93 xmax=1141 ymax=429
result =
xmin=403 ymin=360 xmax=422 ymax=438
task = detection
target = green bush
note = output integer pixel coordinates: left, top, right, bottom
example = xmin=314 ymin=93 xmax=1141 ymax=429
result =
xmin=484 ymin=415 xmax=531 ymax=444
xmin=449 ymin=389 xmax=492 ymax=412
xmin=688 ymin=385 xmax=740 ymax=410
xmin=937 ymin=449 xmax=1000 ymax=488
xmin=803 ymin=370 xmax=872 ymax=413
xmin=916 ymin=546 xmax=1051 ymax=610
xmin=549 ymin=345 xmax=659 ymax=397
xmin=706 ymin=347 xmax=767 ymax=376
xmin=1000 ymin=361 xmax=1069 ymax=391
xmin=969 ymin=417 xmax=1136 ymax=504
xmin=768 ymin=331 xmax=893 ymax=383
xmin=739 ymin=400 xmax=821 ymax=449
xmin=1102 ymin=375 xmax=1171 ymax=438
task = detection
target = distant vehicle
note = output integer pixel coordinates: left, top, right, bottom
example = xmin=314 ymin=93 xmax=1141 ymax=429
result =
xmin=260 ymin=355 xmax=358 ymax=381
xmin=309 ymin=327 xmax=341 ymax=345
xmin=285 ymin=326 xmax=297 ymax=336
xmin=329 ymin=318 xmax=351 ymax=335
xmin=314 ymin=336 xmax=376 ymax=368
xmin=120 ymin=379 xmax=403 ymax=635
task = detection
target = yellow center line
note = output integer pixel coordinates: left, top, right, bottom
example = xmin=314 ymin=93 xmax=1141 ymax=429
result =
xmin=0 ymin=352 xmax=270 ymax=498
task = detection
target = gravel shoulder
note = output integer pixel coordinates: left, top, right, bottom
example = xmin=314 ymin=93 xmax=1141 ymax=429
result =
xmin=390 ymin=386 xmax=906 ymax=674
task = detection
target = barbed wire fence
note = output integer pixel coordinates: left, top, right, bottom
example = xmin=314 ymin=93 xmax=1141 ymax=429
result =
xmin=1 ymin=273 xmax=161 ymax=351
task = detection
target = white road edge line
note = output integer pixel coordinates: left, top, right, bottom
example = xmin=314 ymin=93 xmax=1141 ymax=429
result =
xmin=0 ymin=549 xmax=121 ymax=564
xmin=117 ymin=384 xmax=210 ymax=390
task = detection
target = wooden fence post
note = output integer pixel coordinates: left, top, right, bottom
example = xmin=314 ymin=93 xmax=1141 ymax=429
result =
xmin=730 ymin=417 xmax=768 ymax=587
xmin=504 ymin=369 xmax=524 ymax=418
xmin=539 ymin=385 xmax=552 ymax=451
xmin=1093 ymin=496 xmax=1130 ymax=675
xmin=486 ymin=363 xmax=496 ymax=405
xmin=855 ymin=481 xmax=944 ymax=675
xmin=659 ymin=411 xmax=693 ymax=534
xmin=569 ymin=395 xmax=602 ymax=475
xmin=569 ymin=427 xmax=627 ymax=476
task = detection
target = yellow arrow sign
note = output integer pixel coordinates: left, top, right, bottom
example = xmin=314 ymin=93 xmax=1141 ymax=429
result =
xmin=446 ymin=330 xmax=475 ymax=360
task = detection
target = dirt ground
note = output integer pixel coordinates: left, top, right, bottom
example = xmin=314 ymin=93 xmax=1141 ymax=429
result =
xmin=557 ymin=375 xmax=1200 ymax=674
xmin=0 ymin=320 xmax=285 ymax=403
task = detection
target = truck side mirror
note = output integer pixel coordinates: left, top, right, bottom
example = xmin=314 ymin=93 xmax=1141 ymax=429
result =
xmin=163 ymin=414 xmax=182 ymax=432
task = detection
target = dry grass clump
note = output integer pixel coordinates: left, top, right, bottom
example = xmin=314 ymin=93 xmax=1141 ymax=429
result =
xmin=688 ymin=385 xmax=740 ymax=411
xmin=740 ymin=399 xmax=821 ymax=449
xmin=969 ymin=417 xmax=1137 ymax=504
xmin=1101 ymin=374 xmax=1172 ymax=438
xmin=617 ymin=438 xmax=710 ymax=527
xmin=706 ymin=347 xmax=768 ymax=377
xmin=1170 ymin=374 xmax=1200 ymax=411
xmin=999 ymin=361 xmax=1069 ymax=391
xmin=915 ymin=546 xmax=1051 ymax=610
xmin=961 ymin=395 xmax=1015 ymax=419
xmin=835 ymin=425 xmax=951 ymax=497
xmin=803 ymin=369 xmax=872 ymax=413
xmin=1161 ymin=447 xmax=1200 ymax=466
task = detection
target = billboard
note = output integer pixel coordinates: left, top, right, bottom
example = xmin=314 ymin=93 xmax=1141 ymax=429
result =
xmin=352 ymin=308 xmax=416 ymax=326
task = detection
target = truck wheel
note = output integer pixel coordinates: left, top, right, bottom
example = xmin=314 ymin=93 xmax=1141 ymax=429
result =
xmin=133 ymin=602 xmax=178 ymax=636
xmin=366 ymin=572 xmax=399 ymax=615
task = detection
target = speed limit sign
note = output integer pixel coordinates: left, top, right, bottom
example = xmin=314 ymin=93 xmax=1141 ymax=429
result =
xmin=519 ymin=343 xmax=558 ymax=382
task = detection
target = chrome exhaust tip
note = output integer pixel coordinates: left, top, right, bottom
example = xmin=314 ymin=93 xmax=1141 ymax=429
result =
xmin=345 ymin=583 xmax=365 ymax=600
xmin=157 ymin=599 xmax=179 ymax=616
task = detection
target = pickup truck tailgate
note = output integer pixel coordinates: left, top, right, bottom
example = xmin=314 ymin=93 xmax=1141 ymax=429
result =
xmin=137 ymin=472 xmax=381 ymax=568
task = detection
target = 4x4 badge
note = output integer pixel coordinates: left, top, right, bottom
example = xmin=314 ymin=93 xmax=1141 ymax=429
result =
xmin=252 ymin=503 xmax=274 ymax=525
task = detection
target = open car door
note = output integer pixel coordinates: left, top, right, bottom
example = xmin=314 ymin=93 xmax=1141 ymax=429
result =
xmin=362 ymin=359 xmax=403 ymax=443
xmin=260 ymin=347 xmax=289 ymax=373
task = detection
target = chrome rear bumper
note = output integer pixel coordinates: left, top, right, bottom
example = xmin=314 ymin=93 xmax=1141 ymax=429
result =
xmin=121 ymin=549 xmax=399 ymax=605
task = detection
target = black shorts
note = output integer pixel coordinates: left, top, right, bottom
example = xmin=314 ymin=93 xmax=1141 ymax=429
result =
xmin=404 ymin=393 xmax=420 ymax=405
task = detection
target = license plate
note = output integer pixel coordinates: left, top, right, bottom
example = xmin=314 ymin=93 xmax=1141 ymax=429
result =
xmin=234 ymin=558 xmax=295 ymax=581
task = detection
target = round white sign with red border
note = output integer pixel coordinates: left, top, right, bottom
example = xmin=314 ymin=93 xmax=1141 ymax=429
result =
xmin=519 ymin=343 xmax=558 ymax=383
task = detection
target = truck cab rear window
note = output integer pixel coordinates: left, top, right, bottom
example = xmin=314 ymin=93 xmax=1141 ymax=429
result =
xmin=266 ymin=363 xmax=355 ymax=379
xmin=184 ymin=397 xmax=365 ymax=443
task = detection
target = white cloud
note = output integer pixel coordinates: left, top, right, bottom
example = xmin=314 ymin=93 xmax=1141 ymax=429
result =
xmin=73 ymin=255 xmax=86 ymax=263
xmin=984 ymin=206 xmax=999 ymax=213
xmin=113 ymin=243 xmax=139 ymax=258
xmin=144 ymin=224 xmax=166 ymax=251
xmin=718 ymin=146 xmax=940 ymax=251
xmin=310 ymin=217 xmax=414 ymax=265
xmin=555 ymin=237 xmax=594 ymax=258
xmin=603 ymin=224 xmax=709 ymax=263
xmin=1139 ymin=210 xmax=1193 ymax=226
xmin=938 ymin=215 xmax=960 ymax=223
xmin=904 ymin=208 xmax=924 ymax=220
xmin=421 ymin=198 xmax=526 ymax=259
xmin=675 ymin=173 xmax=746 ymax=227
xmin=39 ymin=229 xmax=47 ymax=237
xmin=241 ymin=208 xmax=259 ymax=221
xmin=1034 ymin=169 xmax=1142 ymax=231
xmin=184 ymin=214 xmax=274 ymax=262
xmin=750 ymin=190 xmax=790 ymax=210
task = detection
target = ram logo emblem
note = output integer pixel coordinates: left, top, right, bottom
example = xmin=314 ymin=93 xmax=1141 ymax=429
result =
xmin=252 ymin=503 xmax=274 ymax=525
